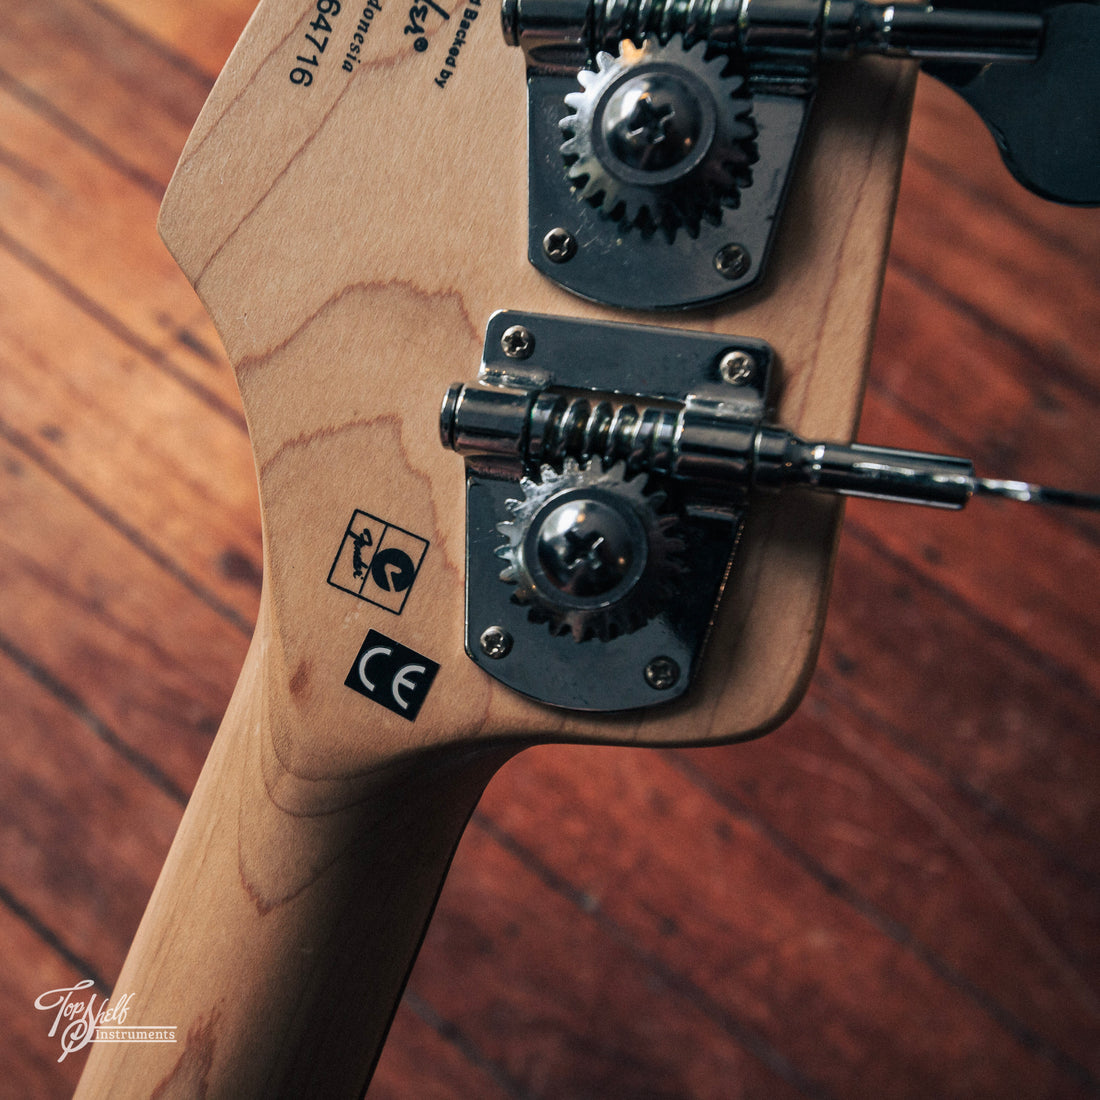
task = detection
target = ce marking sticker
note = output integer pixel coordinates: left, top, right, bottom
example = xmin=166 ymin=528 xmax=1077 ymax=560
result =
xmin=345 ymin=630 xmax=439 ymax=721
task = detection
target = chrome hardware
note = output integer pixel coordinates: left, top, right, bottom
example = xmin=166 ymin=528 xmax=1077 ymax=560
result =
xmin=479 ymin=626 xmax=514 ymax=658
xmin=504 ymin=0 xmax=1046 ymax=309
xmin=441 ymin=310 xmax=770 ymax=709
xmin=442 ymin=310 xmax=1100 ymax=712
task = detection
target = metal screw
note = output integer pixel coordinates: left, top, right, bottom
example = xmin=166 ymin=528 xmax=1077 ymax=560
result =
xmin=603 ymin=75 xmax=703 ymax=174
xmin=644 ymin=656 xmax=680 ymax=691
xmin=534 ymin=496 xmax=640 ymax=598
xmin=543 ymin=227 xmax=578 ymax=264
xmin=718 ymin=349 xmax=755 ymax=386
xmin=714 ymin=243 xmax=751 ymax=280
xmin=501 ymin=325 xmax=535 ymax=360
xmin=479 ymin=626 xmax=513 ymax=659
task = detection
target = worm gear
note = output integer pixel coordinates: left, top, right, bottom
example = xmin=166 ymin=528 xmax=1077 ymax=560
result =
xmin=560 ymin=36 xmax=756 ymax=240
xmin=496 ymin=460 xmax=686 ymax=642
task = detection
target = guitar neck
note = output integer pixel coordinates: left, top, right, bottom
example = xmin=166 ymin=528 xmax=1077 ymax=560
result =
xmin=77 ymin=595 xmax=512 ymax=1096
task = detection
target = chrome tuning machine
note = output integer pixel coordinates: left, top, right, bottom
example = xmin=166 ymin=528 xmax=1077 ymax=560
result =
xmin=503 ymin=0 xmax=1095 ymax=310
xmin=441 ymin=311 xmax=1100 ymax=712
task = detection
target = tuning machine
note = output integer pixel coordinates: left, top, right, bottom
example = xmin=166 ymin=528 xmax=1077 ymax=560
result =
xmin=504 ymin=0 xmax=1096 ymax=310
xmin=442 ymin=311 xmax=1100 ymax=712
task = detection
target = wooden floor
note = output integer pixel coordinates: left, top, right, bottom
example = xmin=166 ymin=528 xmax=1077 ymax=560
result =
xmin=2 ymin=2 xmax=1098 ymax=1097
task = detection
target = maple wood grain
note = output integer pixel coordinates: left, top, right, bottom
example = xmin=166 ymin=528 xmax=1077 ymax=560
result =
xmin=0 ymin=0 xmax=1096 ymax=1097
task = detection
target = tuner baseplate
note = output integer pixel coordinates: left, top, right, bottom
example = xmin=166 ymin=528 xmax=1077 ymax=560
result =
xmin=444 ymin=311 xmax=772 ymax=709
xmin=506 ymin=0 xmax=1044 ymax=309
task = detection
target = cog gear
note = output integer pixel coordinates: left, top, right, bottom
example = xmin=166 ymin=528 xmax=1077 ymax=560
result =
xmin=496 ymin=460 xmax=686 ymax=642
xmin=560 ymin=36 xmax=756 ymax=240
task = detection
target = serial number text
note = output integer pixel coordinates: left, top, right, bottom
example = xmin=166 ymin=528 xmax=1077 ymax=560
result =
xmin=290 ymin=0 xmax=344 ymax=86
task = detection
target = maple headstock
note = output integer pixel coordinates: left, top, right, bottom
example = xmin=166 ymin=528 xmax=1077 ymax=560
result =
xmin=158 ymin=0 xmax=915 ymax=766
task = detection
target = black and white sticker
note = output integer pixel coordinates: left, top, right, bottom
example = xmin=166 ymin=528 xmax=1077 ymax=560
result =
xmin=328 ymin=510 xmax=429 ymax=614
xmin=344 ymin=630 xmax=439 ymax=721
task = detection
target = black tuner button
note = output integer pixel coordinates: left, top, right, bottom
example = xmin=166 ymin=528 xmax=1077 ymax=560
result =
xmin=924 ymin=2 xmax=1100 ymax=205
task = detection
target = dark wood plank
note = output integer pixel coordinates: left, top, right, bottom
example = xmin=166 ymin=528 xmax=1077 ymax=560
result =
xmin=0 ymin=78 xmax=245 ymax=419
xmin=893 ymin=84 xmax=1100 ymax=377
xmin=397 ymin=814 xmax=817 ymax=1099
xmin=467 ymin=744 xmax=1097 ymax=1097
xmin=0 ymin=244 xmax=261 ymax=627
xmin=95 ymin=0 xmax=252 ymax=77
xmin=0 ymin=0 xmax=212 ymax=192
xmin=0 ymin=647 xmax=182 ymax=982
xmin=0 ymin=432 xmax=236 ymax=787
xmin=0 ymin=2 xmax=1097 ymax=1096
xmin=0 ymin=901 xmax=88 ymax=1099
xmin=370 ymin=997 xmax=519 ymax=1100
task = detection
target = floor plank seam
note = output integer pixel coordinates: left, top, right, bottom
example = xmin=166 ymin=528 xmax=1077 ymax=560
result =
xmin=471 ymin=810 xmax=832 ymax=1100
xmin=79 ymin=0 xmax=222 ymax=89
xmin=0 ymin=67 xmax=165 ymax=202
xmin=0 ymin=416 xmax=254 ymax=638
xmin=402 ymin=990 xmax=535 ymax=1100
xmin=0 ymin=629 xmax=190 ymax=807
xmin=811 ymin=666 xmax=1100 ymax=893
xmin=0 ymin=226 xmax=248 ymax=431
xmin=0 ymin=879 xmax=108 ymax=995
xmin=669 ymin=751 xmax=1100 ymax=1091
xmin=903 ymin=141 xmax=1098 ymax=268
xmin=887 ymin=255 xmax=1100 ymax=404
xmin=841 ymin=517 xmax=1100 ymax=710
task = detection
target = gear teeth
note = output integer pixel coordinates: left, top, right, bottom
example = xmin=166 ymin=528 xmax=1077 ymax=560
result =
xmin=558 ymin=34 xmax=757 ymax=240
xmin=492 ymin=460 xmax=687 ymax=643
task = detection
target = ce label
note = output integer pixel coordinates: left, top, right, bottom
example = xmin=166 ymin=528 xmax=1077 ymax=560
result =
xmin=357 ymin=646 xmax=428 ymax=711
xmin=345 ymin=630 xmax=440 ymax=721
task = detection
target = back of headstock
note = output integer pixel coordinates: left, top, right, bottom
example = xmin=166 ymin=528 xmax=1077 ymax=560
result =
xmin=74 ymin=0 xmax=1097 ymax=1095
xmin=155 ymin=0 xmax=918 ymax=762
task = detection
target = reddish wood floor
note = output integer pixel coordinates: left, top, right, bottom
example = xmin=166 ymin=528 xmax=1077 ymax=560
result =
xmin=1 ymin=3 xmax=1098 ymax=1097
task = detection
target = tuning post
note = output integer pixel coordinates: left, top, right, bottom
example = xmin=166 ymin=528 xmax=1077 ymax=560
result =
xmin=442 ymin=311 xmax=1098 ymax=711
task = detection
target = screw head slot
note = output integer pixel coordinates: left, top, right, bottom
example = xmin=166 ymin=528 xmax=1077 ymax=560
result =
xmin=543 ymin=227 xmax=578 ymax=264
xmin=718 ymin=349 xmax=756 ymax=385
xmin=644 ymin=656 xmax=680 ymax=690
xmin=479 ymin=626 xmax=514 ymax=659
xmin=714 ymin=243 xmax=751 ymax=280
xmin=533 ymin=495 xmax=641 ymax=599
xmin=501 ymin=325 xmax=535 ymax=359
xmin=601 ymin=71 xmax=710 ymax=178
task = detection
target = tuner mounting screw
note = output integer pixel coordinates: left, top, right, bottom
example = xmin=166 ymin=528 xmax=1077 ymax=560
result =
xmin=714 ymin=243 xmax=751 ymax=280
xmin=718 ymin=349 xmax=755 ymax=386
xmin=501 ymin=325 xmax=535 ymax=360
xmin=543 ymin=227 xmax=578 ymax=264
xmin=559 ymin=38 xmax=756 ymax=242
xmin=496 ymin=460 xmax=686 ymax=643
xmin=479 ymin=626 xmax=514 ymax=659
xmin=644 ymin=656 xmax=680 ymax=691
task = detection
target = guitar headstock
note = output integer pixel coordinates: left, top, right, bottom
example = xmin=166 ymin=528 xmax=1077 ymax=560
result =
xmin=159 ymin=0 xmax=918 ymax=767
